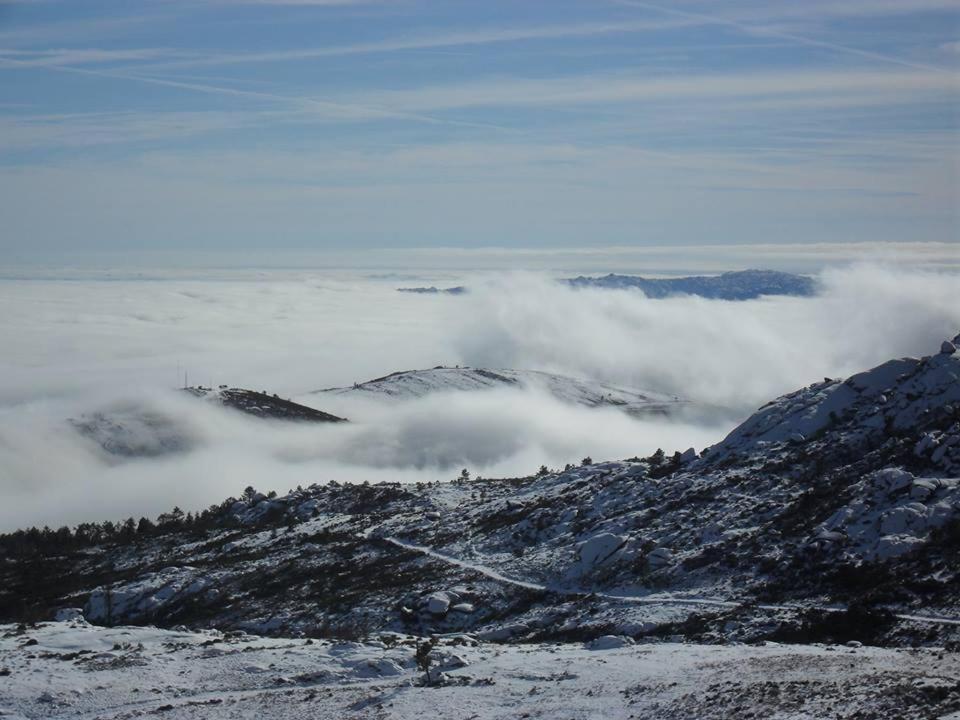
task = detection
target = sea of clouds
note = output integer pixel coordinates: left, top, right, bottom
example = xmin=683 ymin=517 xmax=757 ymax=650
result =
xmin=1 ymin=261 xmax=958 ymax=530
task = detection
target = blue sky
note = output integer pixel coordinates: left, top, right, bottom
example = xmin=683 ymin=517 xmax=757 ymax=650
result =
xmin=0 ymin=0 xmax=958 ymax=255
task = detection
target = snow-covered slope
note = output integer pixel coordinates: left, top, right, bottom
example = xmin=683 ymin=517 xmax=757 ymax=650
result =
xmin=313 ymin=367 xmax=688 ymax=417
xmin=3 ymin=619 xmax=956 ymax=720
xmin=6 ymin=337 xmax=960 ymax=653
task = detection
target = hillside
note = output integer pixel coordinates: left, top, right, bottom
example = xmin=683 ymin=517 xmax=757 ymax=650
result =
xmin=70 ymin=387 xmax=346 ymax=459
xmin=396 ymin=286 xmax=467 ymax=295
xmin=563 ymin=269 xmax=816 ymax=299
xmin=313 ymin=366 xmax=689 ymax=417
xmin=6 ymin=336 xmax=959 ymax=653
xmin=184 ymin=386 xmax=347 ymax=423
xmin=396 ymin=270 xmax=816 ymax=300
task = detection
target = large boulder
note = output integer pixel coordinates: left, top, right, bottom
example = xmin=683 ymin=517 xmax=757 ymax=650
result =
xmin=879 ymin=504 xmax=927 ymax=535
xmin=870 ymin=468 xmax=914 ymax=493
xmin=54 ymin=607 xmax=85 ymax=623
xmin=586 ymin=635 xmax=635 ymax=650
xmin=578 ymin=533 xmax=627 ymax=567
xmin=646 ymin=547 xmax=674 ymax=569
xmin=426 ymin=593 xmax=450 ymax=615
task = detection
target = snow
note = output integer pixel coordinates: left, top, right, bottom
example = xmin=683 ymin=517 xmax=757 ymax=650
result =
xmin=2 ymin=621 xmax=957 ymax=719
xmin=426 ymin=593 xmax=451 ymax=615
xmin=586 ymin=634 xmax=634 ymax=650
xmin=310 ymin=366 xmax=690 ymax=418
xmin=7 ymin=336 xmax=960 ymax=720
xmin=576 ymin=533 xmax=626 ymax=569
xmin=52 ymin=609 xmax=84 ymax=623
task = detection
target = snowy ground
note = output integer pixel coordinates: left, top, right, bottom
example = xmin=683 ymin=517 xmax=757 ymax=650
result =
xmin=307 ymin=365 xmax=694 ymax=419
xmin=2 ymin=620 xmax=959 ymax=720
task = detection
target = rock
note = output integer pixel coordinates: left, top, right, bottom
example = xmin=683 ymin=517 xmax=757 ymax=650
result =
xmin=578 ymin=533 xmax=626 ymax=567
xmin=476 ymin=623 xmax=528 ymax=641
xmin=355 ymin=658 xmax=404 ymax=678
xmin=586 ymin=635 xmax=635 ymax=650
xmin=931 ymin=444 xmax=950 ymax=464
xmin=914 ymin=433 xmax=938 ymax=456
xmin=940 ymin=341 xmax=956 ymax=355
xmin=450 ymin=603 xmax=474 ymax=614
xmin=845 ymin=640 xmax=863 ymax=648
xmin=679 ymin=447 xmax=697 ymax=464
xmin=879 ymin=505 xmax=926 ymax=535
xmin=927 ymin=501 xmax=958 ymax=528
xmin=646 ymin=547 xmax=674 ymax=568
xmin=871 ymin=468 xmax=914 ymax=493
xmin=54 ymin=608 xmax=85 ymax=623
xmin=698 ymin=522 xmax=722 ymax=543
xmin=910 ymin=479 xmax=938 ymax=501
xmin=875 ymin=534 xmax=925 ymax=560
xmin=426 ymin=593 xmax=450 ymax=615
xmin=813 ymin=530 xmax=844 ymax=543
xmin=789 ymin=431 xmax=805 ymax=444
xmin=428 ymin=649 xmax=469 ymax=670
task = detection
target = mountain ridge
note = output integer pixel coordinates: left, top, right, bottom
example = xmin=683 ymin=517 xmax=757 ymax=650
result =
xmin=4 ymin=335 xmax=958 ymax=652
xmin=312 ymin=366 xmax=690 ymax=418
xmin=396 ymin=269 xmax=816 ymax=300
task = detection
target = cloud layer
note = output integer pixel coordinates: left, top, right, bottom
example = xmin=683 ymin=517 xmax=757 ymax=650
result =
xmin=0 ymin=263 xmax=957 ymax=531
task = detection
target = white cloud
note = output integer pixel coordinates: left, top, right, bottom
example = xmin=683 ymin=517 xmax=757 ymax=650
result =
xmin=125 ymin=17 xmax=693 ymax=71
xmin=0 ymin=47 xmax=182 ymax=67
xmin=347 ymin=68 xmax=957 ymax=113
xmin=0 ymin=264 xmax=957 ymax=530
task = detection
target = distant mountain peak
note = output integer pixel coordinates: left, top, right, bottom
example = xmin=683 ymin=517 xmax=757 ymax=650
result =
xmin=396 ymin=270 xmax=816 ymax=301
xmin=185 ymin=386 xmax=347 ymax=423
xmin=563 ymin=269 xmax=816 ymax=300
xmin=314 ymin=366 xmax=688 ymax=417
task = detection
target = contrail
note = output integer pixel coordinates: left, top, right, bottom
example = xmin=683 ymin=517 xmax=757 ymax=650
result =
xmin=0 ymin=55 xmax=513 ymax=132
xmin=615 ymin=0 xmax=952 ymax=74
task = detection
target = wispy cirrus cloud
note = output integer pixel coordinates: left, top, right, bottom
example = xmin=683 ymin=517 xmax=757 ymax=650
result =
xmin=701 ymin=0 xmax=960 ymax=22
xmin=0 ymin=53 xmax=511 ymax=131
xmin=0 ymin=47 xmax=191 ymax=67
xmin=616 ymin=0 xmax=954 ymax=73
xmin=343 ymin=68 xmax=958 ymax=113
xmin=0 ymin=12 xmax=172 ymax=47
xmin=112 ymin=17 xmax=697 ymax=73
xmin=0 ymin=0 xmax=956 ymax=251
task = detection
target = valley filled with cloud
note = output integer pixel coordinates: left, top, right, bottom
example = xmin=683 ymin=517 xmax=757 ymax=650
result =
xmin=2 ymin=260 xmax=957 ymax=531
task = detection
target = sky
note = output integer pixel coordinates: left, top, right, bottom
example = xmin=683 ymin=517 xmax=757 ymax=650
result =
xmin=1 ymin=0 xmax=958 ymax=257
